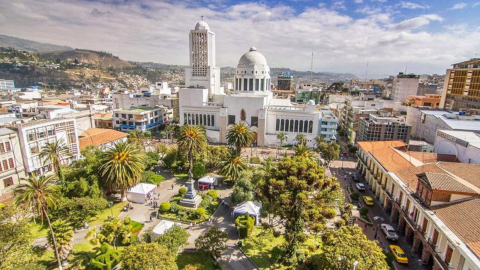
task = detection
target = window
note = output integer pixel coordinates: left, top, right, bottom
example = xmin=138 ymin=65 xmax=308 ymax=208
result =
xmin=251 ymin=117 xmax=258 ymax=127
xmin=211 ymin=115 xmax=215 ymax=126
xmin=2 ymin=160 xmax=8 ymax=170
xmin=244 ymin=79 xmax=248 ymax=91
xmin=308 ymin=121 xmax=313 ymax=133
xmin=294 ymin=120 xmax=299 ymax=132
xmin=3 ymin=177 xmax=13 ymax=187
xmin=261 ymin=79 xmax=265 ymax=90
xmin=249 ymin=79 xmax=254 ymax=91
xmin=276 ymin=119 xmax=280 ymax=131
xmin=8 ymin=158 xmax=13 ymax=169
xmin=0 ymin=143 xmax=4 ymax=153
xmin=26 ymin=130 xmax=36 ymax=142
xmin=29 ymin=142 xmax=39 ymax=154
xmin=289 ymin=119 xmax=294 ymax=132
xmin=228 ymin=115 xmax=236 ymax=125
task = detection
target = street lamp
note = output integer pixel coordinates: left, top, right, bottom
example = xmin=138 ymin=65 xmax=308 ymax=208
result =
xmin=353 ymin=261 xmax=359 ymax=270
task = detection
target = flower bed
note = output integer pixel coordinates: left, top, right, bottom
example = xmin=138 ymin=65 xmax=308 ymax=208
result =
xmin=159 ymin=193 xmax=220 ymax=223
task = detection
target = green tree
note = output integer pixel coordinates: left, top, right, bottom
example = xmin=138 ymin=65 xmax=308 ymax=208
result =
xmin=155 ymin=226 xmax=190 ymax=254
xmin=146 ymin=151 xmax=160 ymax=168
xmin=317 ymin=141 xmax=340 ymax=166
xmin=221 ymin=154 xmax=247 ymax=182
xmin=306 ymin=226 xmax=389 ymax=270
xmin=192 ymin=163 xmax=206 ymax=179
xmin=165 ymin=124 xmax=176 ymax=143
xmin=90 ymin=243 xmax=121 ymax=270
xmin=196 ymin=145 xmax=230 ymax=170
xmin=195 ymin=227 xmax=228 ymax=257
xmin=235 ymin=213 xmax=255 ymax=238
xmin=293 ymin=144 xmax=316 ymax=160
xmin=177 ymin=125 xmax=206 ymax=180
xmin=226 ymin=122 xmax=253 ymax=155
xmin=122 ymin=242 xmax=177 ymax=270
xmin=39 ymin=139 xmax=69 ymax=182
xmin=51 ymin=197 xmax=108 ymax=229
xmin=314 ymin=135 xmax=325 ymax=148
xmin=0 ymin=203 xmax=41 ymax=270
xmin=258 ymin=156 xmax=340 ymax=260
xmin=231 ymin=172 xmax=255 ymax=203
xmin=99 ymin=142 xmax=147 ymax=199
xmin=294 ymin=134 xmax=307 ymax=146
xmin=276 ymin=132 xmax=288 ymax=146
xmin=47 ymin=220 xmax=74 ymax=262
xmin=14 ymin=174 xmax=63 ymax=270
xmin=94 ymin=218 xmax=131 ymax=247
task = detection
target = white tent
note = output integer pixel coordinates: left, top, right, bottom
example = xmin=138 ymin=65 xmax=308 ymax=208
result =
xmin=126 ymin=183 xmax=157 ymax=203
xmin=233 ymin=201 xmax=262 ymax=225
xmin=152 ymin=220 xmax=182 ymax=241
xmin=197 ymin=175 xmax=218 ymax=190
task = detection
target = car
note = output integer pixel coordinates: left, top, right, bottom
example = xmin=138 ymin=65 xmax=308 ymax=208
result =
xmin=381 ymin=224 xmax=399 ymax=241
xmin=363 ymin=196 xmax=374 ymax=206
xmin=352 ymin=174 xmax=359 ymax=182
xmin=356 ymin=183 xmax=366 ymax=191
xmin=390 ymin=245 xmax=408 ymax=264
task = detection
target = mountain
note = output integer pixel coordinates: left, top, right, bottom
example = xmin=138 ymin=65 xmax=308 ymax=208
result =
xmin=0 ymin=34 xmax=72 ymax=52
xmin=40 ymin=49 xmax=134 ymax=68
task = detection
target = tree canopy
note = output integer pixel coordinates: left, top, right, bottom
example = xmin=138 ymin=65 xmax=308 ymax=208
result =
xmin=226 ymin=122 xmax=253 ymax=155
xmin=195 ymin=227 xmax=228 ymax=257
xmin=155 ymin=225 xmax=190 ymax=254
xmin=122 ymin=242 xmax=177 ymax=270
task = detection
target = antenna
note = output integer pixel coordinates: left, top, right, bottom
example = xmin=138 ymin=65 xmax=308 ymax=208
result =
xmin=405 ymin=65 xmax=408 ymax=74
xmin=365 ymin=62 xmax=369 ymax=81
xmin=310 ymin=48 xmax=314 ymax=85
xmin=201 ymin=15 xmax=204 ymax=21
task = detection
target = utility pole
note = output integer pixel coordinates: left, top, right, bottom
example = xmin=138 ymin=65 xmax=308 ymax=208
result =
xmin=310 ymin=48 xmax=314 ymax=85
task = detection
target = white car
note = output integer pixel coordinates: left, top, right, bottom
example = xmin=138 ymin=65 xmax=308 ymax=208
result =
xmin=356 ymin=183 xmax=366 ymax=191
xmin=381 ymin=224 xmax=399 ymax=241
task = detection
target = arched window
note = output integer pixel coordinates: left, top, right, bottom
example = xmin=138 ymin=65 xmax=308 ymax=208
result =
xmin=203 ymin=114 xmax=207 ymax=125
xmin=184 ymin=113 xmax=187 ymax=125
xmin=281 ymin=119 xmax=285 ymax=131
xmin=207 ymin=115 xmax=211 ymax=126
xmin=294 ymin=120 xmax=299 ymax=132
xmin=196 ymin=114 xmax=199 ymax=125
xmin=285 ymin=119 xmax=289 ymax=132
xmin=304 ymin=120 xmax=308 ymax=133
xmin=289 ymin=119 xmax=294 ymax=132
xmin=211 ymin=115 xmax=215 ymax=126
xmin=308 ymin=121 xmax=313 ymax=133
xmin=187 ymin=113 xmax=191 ymax=125
xmin=276 ymin=119 xmax=280 ymax=131
xmin=299 ymin=120 xmax=304 ymax=133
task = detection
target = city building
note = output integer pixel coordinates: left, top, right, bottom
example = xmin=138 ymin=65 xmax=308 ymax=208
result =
xmin=179 ymin=21 xmax=338 ymax=147
xmin=113 ymin=106 xmax=166 ymax=132
xmin=434 ymin=130 xmax=480 ymax=164
xmin=405 ymin=94 xmax=442 ymax=108
xmin=111 ymin=90 xmax=175 ymax=123
xmin=0 ymin=79 xmax=15 ymax=90
xmin=78 ymin=128 xmax=128 ymax=151
xmin=0 ymin=128 xmax=26 ymax=196
xmin=184 ymin=20 xmax=222 ymax=97
xmin=417 ymin=83 xmax=440 ymax=96
xmin=94 ymin=112 xmax=113 ymax=129
xmin=357 ymin=141 xmax=480 ymax=270
xmin=13 ymin=118 xmax=80 ymax=176
xmin=277 ymin=73 xmax=293 ymax=91
xmin=440 ymin=58 xmax=480 ymax=111
xmin=392 ymin=73 xmax=420 ymax=103
xmin=357 ymin=113 xmax=412 ymax=143
xmin=406 ymin=107 xmax=480 ymax=144
xmin=295 ymin=89 xmax=323 ymax=104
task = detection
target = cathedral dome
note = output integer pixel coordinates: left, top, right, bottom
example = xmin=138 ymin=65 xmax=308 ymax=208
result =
xmin=238 ymin=47 xmax=268 ymax=67
xmin=195 ymin=21 xmax=210 ymax=30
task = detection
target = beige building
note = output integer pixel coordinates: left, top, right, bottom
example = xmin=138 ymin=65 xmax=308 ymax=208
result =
xmin=357 ymin=141 xmax=480 ymax=270
xmin=0 ymin=128 xmax=26 ymax=196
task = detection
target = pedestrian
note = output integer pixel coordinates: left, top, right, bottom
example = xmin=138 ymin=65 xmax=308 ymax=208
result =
xmin=364 ymin=222 xmax=367 ymax=229
xmin=222 ymin=200 xmax=225 ymax=208
xmin=150 ymin=215 xmax=153 ymax=222
xmin=157 ymin=193 xmax=160 ymax=200
xmin=171 ymin=184 xmax=174 ymax=190
xmin=84 ymin=221 xmax=89 ymax=229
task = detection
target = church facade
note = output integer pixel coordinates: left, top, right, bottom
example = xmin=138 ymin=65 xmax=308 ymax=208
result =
xmin=179 ymin=21 xmax=338 ymax=148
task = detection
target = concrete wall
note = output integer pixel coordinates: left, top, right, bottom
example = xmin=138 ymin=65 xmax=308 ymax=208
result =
xmin=434 ymin=136 xmax=480 ymax=164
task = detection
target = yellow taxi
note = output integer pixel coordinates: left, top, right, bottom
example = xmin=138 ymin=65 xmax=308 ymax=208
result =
xmin=390 ymin=245 xmax=408 ymax=264
xmin=363 ymin=196 xmax=374 ymax=206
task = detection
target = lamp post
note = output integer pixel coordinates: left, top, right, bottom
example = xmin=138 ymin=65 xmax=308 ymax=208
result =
xmin=353 ymin=261 xmax=359 ymax=270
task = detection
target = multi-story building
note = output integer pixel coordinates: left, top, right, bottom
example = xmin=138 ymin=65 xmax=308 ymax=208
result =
xmin=295 ymin=89 xmax=323 ymax=104
xmin=277 ymin=73 xmax=293 ymax=91
xmin=405 ymin=94 xmax=442 ymax=108
xmin=113 ymin=106 xmax=165 ymax=132
xmin=0 ymin=79 xmax=15 ymax=90
xmin=406 ymin=107 xmax=480 ymax=144
xmin=440 ymin=58 xmax=480 ymax=111
xmin=357 ymin=141 xmax=480 ymax=270
xmin=111 ymin=91 xmax=174 ymax=123
xmin=357 ymin=113 xmax=411 ymax=143
xmin=94 ymin=112 xmax=113 ymax=129
xmin=0 ymin=128 xmax=26 ymax=196
xmin=13 ymin=118 xmax=80 ymax=176
xmin=392 ymin=73 xmax=420 ymax=103
xmin=434 ymin=130 xmax=480 ymax=164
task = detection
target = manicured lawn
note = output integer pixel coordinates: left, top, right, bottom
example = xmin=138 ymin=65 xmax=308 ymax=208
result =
xmin=30 ymin=220 xmax=50 ymax=238
xmin=174 ymin=173 xmax=188 ymax=181
xmin=159 ymin=195 xmax=219 ymax=223
xmin=90 ymin=201 xmax=128 ymax=225
xmin=177 ymin=252 xmax=220 ymax=270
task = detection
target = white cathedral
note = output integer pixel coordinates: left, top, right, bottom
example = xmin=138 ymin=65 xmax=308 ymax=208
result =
xmin=179 ymin=20 xmax=338 ymax=147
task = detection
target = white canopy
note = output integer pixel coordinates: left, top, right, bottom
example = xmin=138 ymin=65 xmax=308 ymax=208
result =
xmin=233 ymin=201 xmax=262 ymax=225
xmin=126 ymin=183 xmax=157 ymax=203
xmin=198 ymin=175 xmax=217 ymax=184
xmin=152 ymin=220 xmax=182 ymax=241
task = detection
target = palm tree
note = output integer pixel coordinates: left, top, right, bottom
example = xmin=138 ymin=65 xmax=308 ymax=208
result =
xmin=314 ymin=135 xmax=325 ymax=150
xmin=221 ymin=155 xmax=247 ymax=182
xmin=226 ymin=122 xmax=253 ymax=156
xmin=177 ymin=125 xmax=206 ymax=179
xmin=39 ymin=139 xmax=69 ymax=182
xmin=295 ymin=134 xmax=307 ymax=147
xmin=14 ymin=174 xmax=63 ymax=270
xmin=276 ymin=132 xmax=288 ymax=147
xmin=165 ymin=124 xmax=176 ymax=143
xmin=99 ymin=142 xmax=147 ymax=200
xmin=293 ymin=144 xmax=315 ymax=160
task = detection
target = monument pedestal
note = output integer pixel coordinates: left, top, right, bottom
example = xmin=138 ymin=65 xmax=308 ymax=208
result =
xmin=179 ymin=179 xmax=201 ymax=208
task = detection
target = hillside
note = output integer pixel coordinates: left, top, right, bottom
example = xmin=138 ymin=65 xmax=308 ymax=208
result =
xmin=40 ymin=49 xmax=134 ymax=69
xmin=0 ymin=34 xmax=72 ymax=52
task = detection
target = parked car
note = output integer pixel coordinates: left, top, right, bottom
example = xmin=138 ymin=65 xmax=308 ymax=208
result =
xmin=352 ymin=174 xmax=359 ymax=182
xmin=363 ymin=196 xmax=374 ymax=206
xmin=381 ymin=224 xmax=399 ymax=241
xmin=356 ymin=183 xmax=366 ymax=191
xmin=390 ymin=245 xmax=408 ymax=264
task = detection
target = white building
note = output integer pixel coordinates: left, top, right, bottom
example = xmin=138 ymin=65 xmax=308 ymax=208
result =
xmin=111 ymin=91 xmax=175 ymax=122
xmin=0 ymin=128 xmax=26 ymax=196
xmin=15 ymin=118 xmax=80 ymax=175
xmin=184 ymin=20 xmax=221 ymax=97
xmin=434 ymin=130 xmax=480 ymax=164
xmin=179 ymin=21 xmax=337 ymax=147
xmin=113 ymin=106 xmax=166 ymax=132
xmin=0 ymin=79 xmax=15 ymax=90
xmin=392 ymin=73 xmax=420 ymax=103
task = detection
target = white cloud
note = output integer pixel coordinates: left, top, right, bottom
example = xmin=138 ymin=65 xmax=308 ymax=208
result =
xmin=473 ymin=2 xmax=480 ymax=7
xmin=354 ymin=0 xmax=363 ymax=4
xmin=0 ymin=0 xmax=478 ymax=77
xmin=451 ymin=3 xmax=467 ymax=10
xmin=371 ymin=0 xmax=387 ymax=2
xmin=331 ymin=1 xmax=346 ymax=10
xmin=398 ymin=2 xmax=429 ymax=10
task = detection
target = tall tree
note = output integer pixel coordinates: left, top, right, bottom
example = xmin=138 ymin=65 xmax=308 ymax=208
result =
xmin=195 ymin=227 xmax=228 ymax=257
xmin=226 ymin=122 xmax=253 ymax=155
xmin=313 ymin=135 xmax=325 ymax=149
xmin=293 ymin=145 xmax=316 ymax=160
xmin=276 ymin=132 xmax=288 ymax=146
xmin=165 ymin=124 xmax=176 ymax=143
xmin=39 ymin=139 xmax=69 ymax=182
xmin=306 ymin=226 xmax=389 ymax=270
xmin=122 ymin=242 xmax=177 ymax=270
xmin=317 ymin=141 xmax=340 ymax=167
xmin=99 ymin=142 xmax=147 ymax=199
xmin=177 ymin=125 xmax=206 ymax=180
xmin=294 ymin=134 xmax=307 ymax=146
xmin=47 ymin=220 xmax=74 ymax=264
xmin=221 ymin=154 xmax=247 ymax=182
xmin=155 ymin=226 xmax=190 ymax=254
xmin=258 ymin=156 xmax=340 ymax=260
xmin=14 ymin=174 xmax=63 ymax=270
xmin=231 ymin=172 xmax=255 ymax=203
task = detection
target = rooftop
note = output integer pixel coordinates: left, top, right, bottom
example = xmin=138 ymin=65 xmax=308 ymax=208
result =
xmin=0 ymin=127 xmax=16 ymax=137
xmin=421 ymin=172 xmax=479 ymax=194
xmin=357 ymin=140 xmax=407 ymax=153
xmin=79 ymin=128 xmax=128 ymax=151
xmin=114 ymin=107 xmax=161 ymax=113
xmin=437 ymin=130 xmax=480 ymax=149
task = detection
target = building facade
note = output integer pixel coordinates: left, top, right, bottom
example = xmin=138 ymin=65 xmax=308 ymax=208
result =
xmin=113 ymin=106 xmax=165 ymax=132
xmin=357 ymin=113 xmax=412 ymax=143
xmin=440 ymin=58 xmax=480 ymax=111
xmin=0 ymin=128 xmax=26 ymax=196
xmin=392 ymin=73 xmax=420 ymax=103
xmin=406 ymin=94 xmax=441 ymax=108
xmin=0 ymin=79 xmax=15 ymax=90
xmin=434 ymin=130 xmax=480 ymax=164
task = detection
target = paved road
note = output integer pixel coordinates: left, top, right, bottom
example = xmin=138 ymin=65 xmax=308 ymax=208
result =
xmin=330 ymin=159 xmax=425 ymax=270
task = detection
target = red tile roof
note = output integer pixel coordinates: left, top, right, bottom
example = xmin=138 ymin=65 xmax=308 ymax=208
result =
xmin=79 ymin=128 xmax=128 ymax=151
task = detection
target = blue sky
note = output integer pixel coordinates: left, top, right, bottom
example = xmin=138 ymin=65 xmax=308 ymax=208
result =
xmin=0 ymin=0 xmax=479 ymax=77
